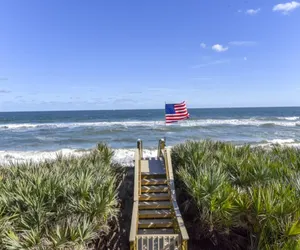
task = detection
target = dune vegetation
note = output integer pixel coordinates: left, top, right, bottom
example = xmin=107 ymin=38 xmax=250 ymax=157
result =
xmin=0 ymin=144 xmax=121 ymax=250
xmin=172 ymin=140 xmax=300 ymax=250
xmin=1 ymin=140 xmax=300 ymax=250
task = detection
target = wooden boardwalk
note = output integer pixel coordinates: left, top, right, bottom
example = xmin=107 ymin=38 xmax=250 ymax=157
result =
xmin=129 ymin=139 xmax=189 ymax=250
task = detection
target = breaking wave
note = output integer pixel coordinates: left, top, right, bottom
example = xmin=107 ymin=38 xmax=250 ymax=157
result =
xmin=256 ymin=139 xmax=300 ymax=148
xmin=276 ymin=116 xmax=299 ymax=121
xmin=0 ymin=148 xmax=158 ymax=167
xmin=1 ymin=118 xmax=300 ymax=131
xmin=2 ymin=140 xmax=300 ymax=167
xmin=266 ymin=139 xmax=296 ymax=144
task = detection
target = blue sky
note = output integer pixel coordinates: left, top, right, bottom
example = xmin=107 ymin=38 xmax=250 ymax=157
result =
xmin=1 ymin=0 xmax=300 ymax=111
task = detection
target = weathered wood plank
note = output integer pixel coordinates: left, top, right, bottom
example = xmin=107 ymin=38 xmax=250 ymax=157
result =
xmin=141 ymin=178 xmax=168 ymax=185
xmin=141 ymin=185 xmax=168 ymax=193
xmin=139 ymin=209 xmax=172 ymax=219
xmin=141 ymin=159 xmax=166 ymax=175
xmin=129 ymin=201 xmax=139 ymax=243
xmin=139 ymin=201 xmax=171 ymax=209
xmin=140 ymin=193 xmax=170 ymax=201
xmin=139 ymin=219 xmax=173 ymax=228
xmin=164 ymin=148 xmax=189 ymax=241
xmin=138 ymin=229 xmax=174 ymax=234
xmin=134 ymin=148 xmax=140 ymax=202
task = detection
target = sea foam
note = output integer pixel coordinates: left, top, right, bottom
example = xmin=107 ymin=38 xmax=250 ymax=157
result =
xmin=276 ymin=116 xmax=299 ymax=121
xmin=1 ymin=140 xmax=300 ymax=167
xmin=1 ymin=118 xmax=300 ymax=131
xmin=266 ymin=139 xmax=296 ymax=144
xmin=0 ymin=148 xmax=158 ymax=167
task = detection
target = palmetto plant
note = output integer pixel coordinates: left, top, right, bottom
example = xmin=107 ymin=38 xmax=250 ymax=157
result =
xmin=0 ymin=144 xmax=120 ymax=249
xmin=177 ymin=162 xmax=237 ymax=244
xmin=172 ymin=140 xmax=300 ymax=249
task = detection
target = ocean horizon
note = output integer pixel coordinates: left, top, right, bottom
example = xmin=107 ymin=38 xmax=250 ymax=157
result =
xmin=1 ymin=106 xmax=300 ymax=166
xmin=1 ymin=105 xmax=300 ymax=113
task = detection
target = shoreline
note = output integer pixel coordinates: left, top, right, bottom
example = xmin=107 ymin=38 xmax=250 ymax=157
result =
xmin=0 ymin=147 xmax=159 ymax=167
xmin=1 ymin=139 xmax=300 ymax=167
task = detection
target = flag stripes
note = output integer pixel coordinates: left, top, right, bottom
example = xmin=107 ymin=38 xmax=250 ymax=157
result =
xmin=165 ymin=101 xmax=190 ymax=124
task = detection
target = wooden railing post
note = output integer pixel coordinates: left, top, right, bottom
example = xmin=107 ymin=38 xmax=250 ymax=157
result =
xmin=160 ymin=138 xmax=165 ymax=150
xmin=182 ymin=239 xmax=188 ymax=250
xmin=157 ymin=138 xmax=166 ymax=157
xmin=130 ymin=240 xmax=135 ymax=250
xmin=137 ymin=139 xmax=143 ymax=159
xmin=137 ymin=139 xmax=142 ymax=196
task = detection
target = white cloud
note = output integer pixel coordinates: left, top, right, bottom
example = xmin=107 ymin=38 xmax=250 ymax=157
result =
xmin=237 ymin=9 xmax=243 ymax=13
xmin=244 ymin=57 xmax=247 ymax=61
xmin=200 ymin=43 xmax=206 ymax=49
xmin=273 ymin=1 xmax=300 ymax=14
xmin=212 ymin=44 xmax=228 ymax=52
xmin=246 ymin=8 xmax=261 ymax=15
xmin=229 ymin=41 xmax=257 ymax=46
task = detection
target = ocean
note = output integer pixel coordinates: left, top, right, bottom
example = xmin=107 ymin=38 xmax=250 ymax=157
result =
xmin=1 ymin=107 xmax=300 ymax=166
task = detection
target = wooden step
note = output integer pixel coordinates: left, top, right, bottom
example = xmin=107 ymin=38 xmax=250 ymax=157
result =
xmin=141 ymin=178 xmax=168 ymax=186
xmin=138 ymin=228 xmax=175 ymax=235
xmin=139 ymin=209 xmax=172 ymax=219
xmin=141 ymin=173 xmax=166 ymax=179
xmin=140 ymin=193 xmax=169 ymax=201
xmin=141 ymin=185 xmax=168 ymax=193
xmin=139 ymin=201 xmax=171 ymax=210
xmin=138 ymin=219 xmax=173 ymax=229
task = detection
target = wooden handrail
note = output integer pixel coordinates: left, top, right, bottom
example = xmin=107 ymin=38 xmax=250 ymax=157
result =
xmin=164 ymin=148 xmax=189 ymax=241
xmin=133 ymin=148 xmax=140 ymax=202
xmin=137 ymin=234 xmax=179 ymax=237
xmin=129 ymin=201 xmax=139 ymax=244
xmin=129 ymin=147 xmax=140 ymax=246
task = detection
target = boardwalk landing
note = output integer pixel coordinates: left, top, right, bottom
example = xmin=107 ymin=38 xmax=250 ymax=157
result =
xmin=129 ymin=139 xmax=189 ymax=250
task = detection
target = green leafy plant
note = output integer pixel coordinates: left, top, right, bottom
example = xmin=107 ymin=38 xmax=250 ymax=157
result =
xmin=0 ymin=145 xmax=120 ymax=249
xmin=172 ymin=140 xmax=300 ymax=249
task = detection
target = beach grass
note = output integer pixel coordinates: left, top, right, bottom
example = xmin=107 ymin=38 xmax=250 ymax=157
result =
xmin=1 ymin=140 xmax=300 ymax=250
xmin=172 ymin=140 xmax=300 ymax=250
xmin=0 ymin=143 xmax=121 ymax=249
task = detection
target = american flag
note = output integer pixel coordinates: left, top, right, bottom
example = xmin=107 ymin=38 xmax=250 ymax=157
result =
xmin=165 ymin=101 xmax=190 ymax=124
